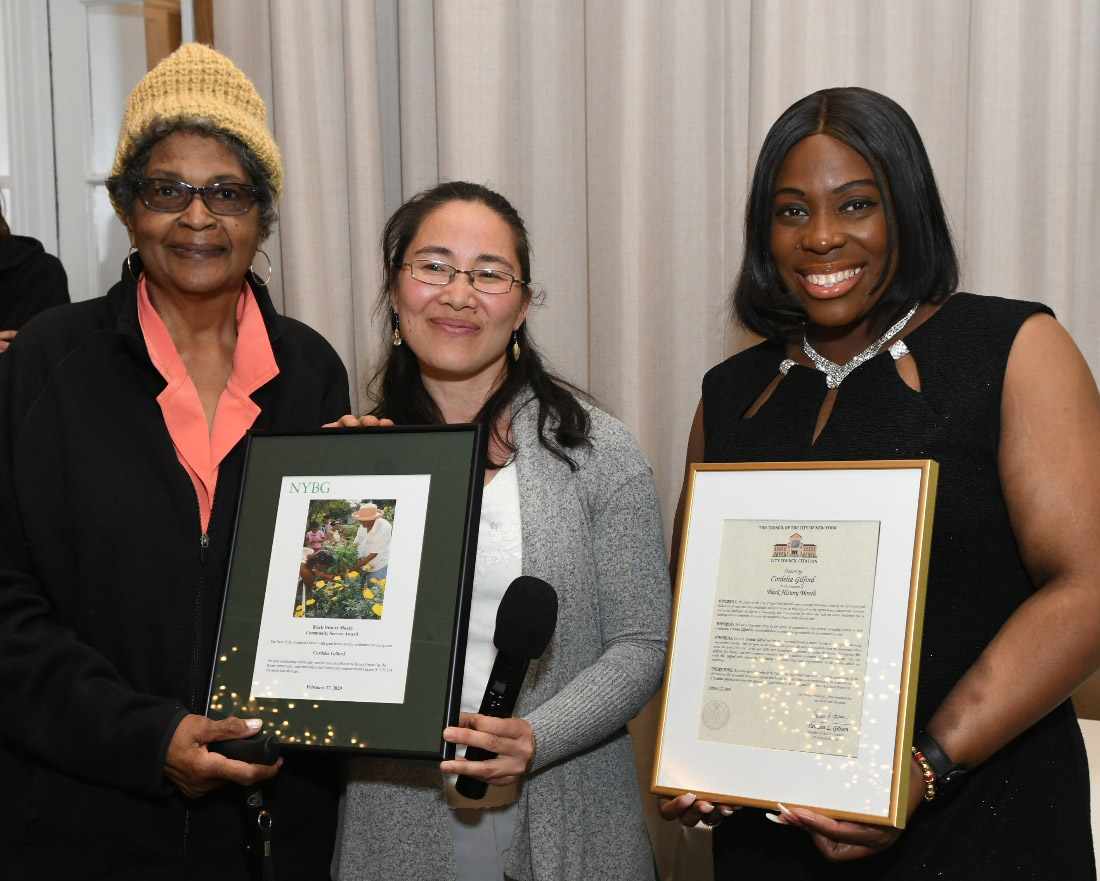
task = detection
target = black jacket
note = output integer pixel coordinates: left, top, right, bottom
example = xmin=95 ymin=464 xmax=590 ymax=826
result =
xmin=0 ymin=264 xmax=350 ymax=879
xmin=0 ymin=234 xmax=69 ymax=330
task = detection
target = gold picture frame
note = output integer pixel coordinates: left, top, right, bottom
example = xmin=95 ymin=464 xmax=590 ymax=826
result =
xmin=652 ymin=460 xmax=938 ymax=828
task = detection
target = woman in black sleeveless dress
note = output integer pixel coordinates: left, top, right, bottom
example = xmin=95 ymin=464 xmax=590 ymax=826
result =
xmin=661 ymin=87 xmax=1100 ymax=880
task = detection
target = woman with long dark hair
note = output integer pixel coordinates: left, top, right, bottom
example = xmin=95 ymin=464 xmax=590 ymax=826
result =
xmin=334 ymin=181 xmax=669 ymax=880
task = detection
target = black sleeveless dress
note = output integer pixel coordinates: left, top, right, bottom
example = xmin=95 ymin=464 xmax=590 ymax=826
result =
xmin=704 ymin=294 xmax=1095 ymax=880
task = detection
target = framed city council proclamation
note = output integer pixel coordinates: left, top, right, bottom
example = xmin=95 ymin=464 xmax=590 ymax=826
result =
xmin=207 ymin=424 xmax=487 ymax=760
xmin=653 ymin=460 xmax=938 ymax=828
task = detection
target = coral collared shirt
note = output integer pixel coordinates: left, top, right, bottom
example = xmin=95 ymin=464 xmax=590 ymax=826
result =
xmin=137 ymin=279 xmax=279 ymax=533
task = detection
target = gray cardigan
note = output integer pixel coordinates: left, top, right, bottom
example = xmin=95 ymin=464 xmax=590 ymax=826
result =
xmin=337 ymin=395 xmax=670 ymax=880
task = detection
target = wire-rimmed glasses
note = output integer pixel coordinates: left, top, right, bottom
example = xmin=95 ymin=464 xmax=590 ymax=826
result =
xmin=403 ymin=259 xmax=526 ymax=294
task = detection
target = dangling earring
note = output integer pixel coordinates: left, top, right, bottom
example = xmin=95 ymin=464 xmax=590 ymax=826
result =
xmin=126 ymin=246 xmax=140 ymax=282
xmin=511 ymin=330 xmax=521 ymax=362
xmin=392 ymin=311 xmax=403 ymax=347
xmin=250 ymin=249 xmax=273 ymax=286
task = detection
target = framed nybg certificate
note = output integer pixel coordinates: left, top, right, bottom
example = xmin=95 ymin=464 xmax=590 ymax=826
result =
xmin=653 ymin=460 xmax=938 ymax=828
xmin=207 ymin=424 xmax=487 ymax=760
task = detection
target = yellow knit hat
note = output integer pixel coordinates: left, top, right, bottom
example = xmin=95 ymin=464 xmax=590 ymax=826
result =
xmin=109 ymin=43 xmax=282 ymax=218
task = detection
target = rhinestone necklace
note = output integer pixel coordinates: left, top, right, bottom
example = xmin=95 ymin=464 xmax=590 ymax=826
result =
xmin=801 ymin=303 xmax=919 ymax=389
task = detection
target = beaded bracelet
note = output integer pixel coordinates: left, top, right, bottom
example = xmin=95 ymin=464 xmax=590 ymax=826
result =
xmin=914 ymin=731 xmax=968 ymax=791
xmin=911 ymin=746 xmax=937 ymax=801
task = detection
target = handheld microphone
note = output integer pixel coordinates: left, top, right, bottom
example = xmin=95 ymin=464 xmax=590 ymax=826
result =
xmin=455 ymin=575 xmax=558 ymax=799
xmin=208 ymin=733 xmax=281 ymax=765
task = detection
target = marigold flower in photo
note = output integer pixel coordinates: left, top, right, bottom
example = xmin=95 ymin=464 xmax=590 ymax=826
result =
xmin=294 ymin=610 xmax=304 ymax=618
xmin=348 ymin=571 xmax=360 ymax=578
xmin=362 ymin=588 xmax=374 ymax=599
xmin=315 ymin=580 xmax=325 ymax=588
xmin=333 ymin=575 xmax=343 ymax=581
xmin=372 ymin=603 xmax=383 ymax=616
xmin=306 ymin=599 xmax=316 ymax=605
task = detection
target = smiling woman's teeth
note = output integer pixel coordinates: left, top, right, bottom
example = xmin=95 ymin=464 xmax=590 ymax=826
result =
xmin=805 ymin=266 xmax=862 ymax=287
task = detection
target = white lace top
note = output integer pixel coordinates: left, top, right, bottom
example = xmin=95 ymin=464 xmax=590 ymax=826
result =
xmin=445 ymin=460 xmax=523 ymax=808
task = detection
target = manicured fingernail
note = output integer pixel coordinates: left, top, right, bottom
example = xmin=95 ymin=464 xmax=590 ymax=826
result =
xmin=764 ymin=812 xmax=789 ymax=825
xmin=718 ymin=806 xmax=735 ymax=816
xmin=777 ymin=803 xmax=803 ymax=826
xmin=681 ymin=792 xmax=697 ymax=807
xmin=245 ymin=719 xmax=262 ymax=729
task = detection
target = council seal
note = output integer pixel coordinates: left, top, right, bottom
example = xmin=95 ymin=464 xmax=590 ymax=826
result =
xmin=701 ymin=699 xmax=730 ymax=730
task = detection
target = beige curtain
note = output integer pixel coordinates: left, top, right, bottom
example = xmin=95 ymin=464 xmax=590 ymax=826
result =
xmin=215 ymin=0 xmax=1100 ymax=522
xmin=214 ymin=2 xmax=1100 ymax=878
xmin=215 ymin=0 xmax=388 ymax=405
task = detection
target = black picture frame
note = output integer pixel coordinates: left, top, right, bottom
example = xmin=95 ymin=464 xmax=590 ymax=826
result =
xmin=207 ymin=424 xmax=487 ymax=760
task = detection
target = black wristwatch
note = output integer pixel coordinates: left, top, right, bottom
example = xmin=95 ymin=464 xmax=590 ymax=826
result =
xmin=913 ymin=731 xmax=968 ymax=791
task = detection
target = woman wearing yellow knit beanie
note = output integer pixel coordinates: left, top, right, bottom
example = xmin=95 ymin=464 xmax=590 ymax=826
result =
xmin=0 ymin=44 xmax=348 ymax=879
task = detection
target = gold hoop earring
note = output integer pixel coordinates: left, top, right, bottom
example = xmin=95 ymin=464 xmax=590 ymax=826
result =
xmin=511 ymin=330 xmax=521 ymax=362
xmin=126 ymin=246 xmax=140 ymax=283
xmin=250 ymin=249 xmax=273 ymax=286
xmin=392 ymin=311 xmax=403 ymax=347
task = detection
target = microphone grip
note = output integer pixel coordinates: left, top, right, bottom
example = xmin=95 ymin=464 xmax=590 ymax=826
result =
xmin=454 ymin=652 xmax=530 ymax=800
xmin=455 ymin=745 xmax=498 ymax=799
xmin=208 ymin=734 xmax=281 ymax=765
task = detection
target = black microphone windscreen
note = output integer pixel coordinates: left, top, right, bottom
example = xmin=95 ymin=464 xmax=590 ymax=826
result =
xmin=493 ymin=576 xmax=557 ymax=659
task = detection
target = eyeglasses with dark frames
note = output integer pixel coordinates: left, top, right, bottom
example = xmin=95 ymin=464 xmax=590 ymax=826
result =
xmin=138 ymin=178 xmax=260 ymax=216
xmin=403 ymin=259 xmax=527 ymax=295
